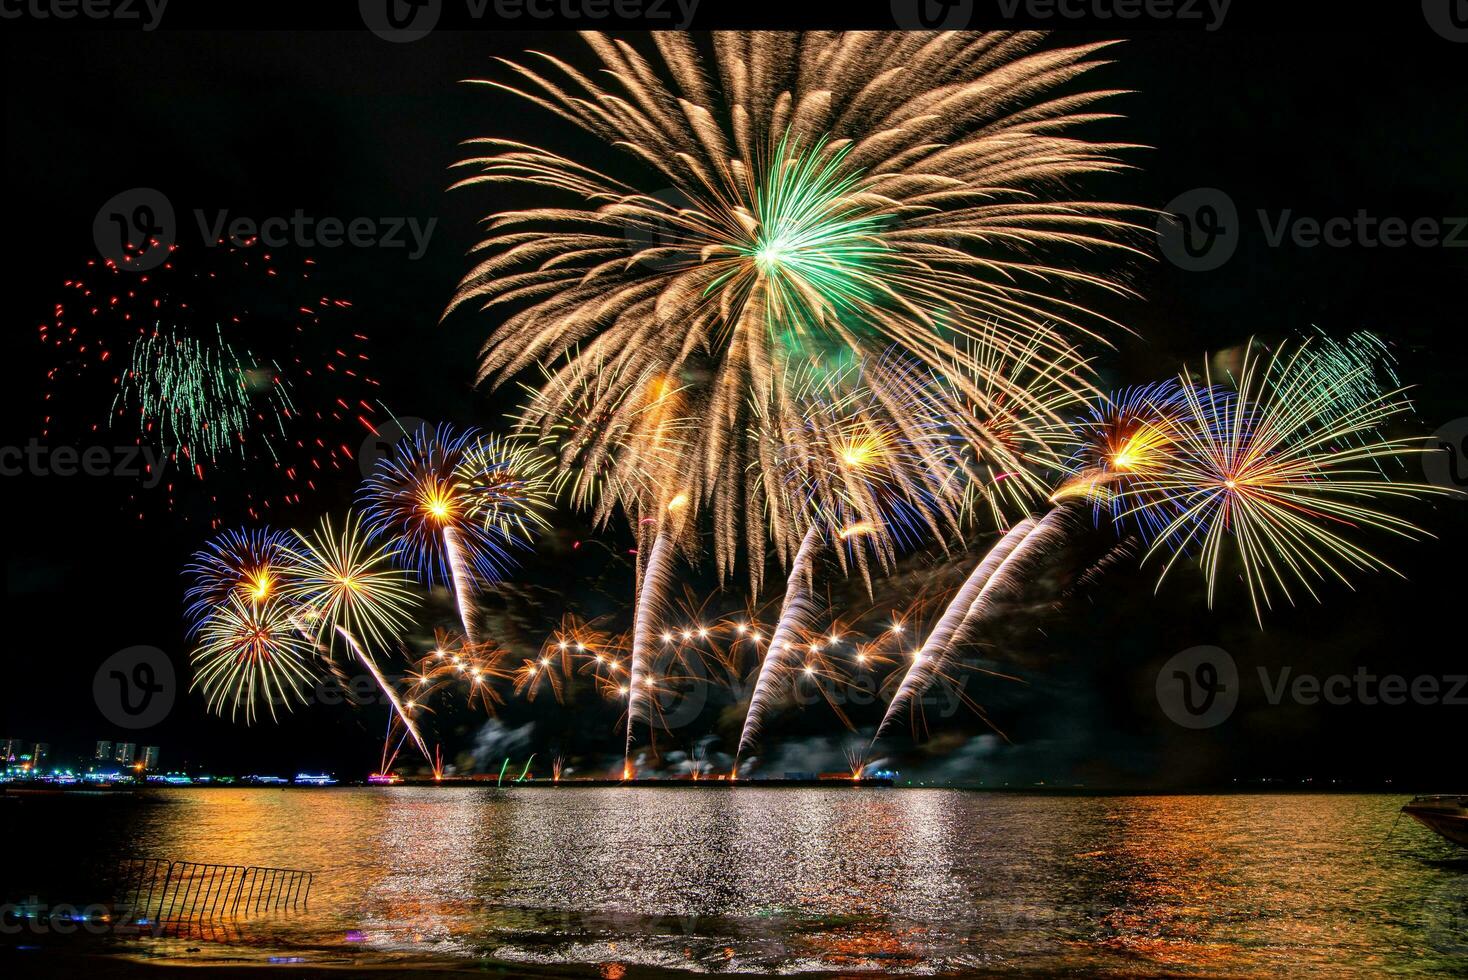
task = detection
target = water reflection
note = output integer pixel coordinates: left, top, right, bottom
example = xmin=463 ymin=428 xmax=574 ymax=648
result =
xmin=4 ymin=789 xmax=1463 ymax=974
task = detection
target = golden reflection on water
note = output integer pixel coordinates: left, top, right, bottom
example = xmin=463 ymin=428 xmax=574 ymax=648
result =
xmin=102 ymin=789 xmax=1468 ymax=974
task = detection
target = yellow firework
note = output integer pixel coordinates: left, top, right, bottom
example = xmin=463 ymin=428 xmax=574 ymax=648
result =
xmin=190 ymin=594 xmax=319 ymax=724
xmin=751 ymin=357 xmax=963 ymax=591
xmin=460 ymin=432 xmax=560 ymax=545
xmin=938 ymin=323 xmax=1096 ymax=525
xmin=282 ymin=511 xmax=420 ymax=653
xmin=515 ymin=355 xmax=694 ymax=530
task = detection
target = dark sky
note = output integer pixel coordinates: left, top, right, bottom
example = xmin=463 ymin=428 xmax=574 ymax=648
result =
xmin=4 ymin=13 xmax=1466 ymax=787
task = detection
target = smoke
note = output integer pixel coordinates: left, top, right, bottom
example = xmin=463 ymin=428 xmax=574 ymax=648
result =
xmin=468 ymin=718 xmax=536 ymax=772
xmin=740 ymin=733 xmax=889 ymax=777
xmin=662 ymin=734 xmax=724 ymax=777
xmin=918 ymin=733 xmax=1003 ymax=782
xmin=621 ymin=735 xmax=737 ymax=778
xmin=905 ymin=731 xmax=1160 ymax=787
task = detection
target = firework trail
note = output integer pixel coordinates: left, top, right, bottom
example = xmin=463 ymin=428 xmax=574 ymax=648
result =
xmin=441 ymin=524 xmax=480 ymax=643
xmin=737 ymin=522 xmax=824 ymax=757
xmin=1058 ymin=536 xmax=1140 ymax=604
xmin=881 ymin=508 xmax=1073 ymax=739
xmin=875 ymin=518 xmax=1038 ymax=739
xmin=517 ymin=364 xmax=691 ymax=762
xmin=734 ymin=359 xmax=968 ymax=753
xmin=332 ymin=623 xmax=429 ymax=762
xmin=626 ymin=516 xmax=679 ymax=769
xmin=857 ymin=328 xmax=1095 ymax=739
xmin=856 ymin=328 xmax=1096 ymax=743
xmin=952 ymin=510 xmax=1072 ymax=653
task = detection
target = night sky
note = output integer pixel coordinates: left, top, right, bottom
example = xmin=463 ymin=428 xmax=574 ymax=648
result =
xmin=4 ymin=17 xmax=1466 ymax=788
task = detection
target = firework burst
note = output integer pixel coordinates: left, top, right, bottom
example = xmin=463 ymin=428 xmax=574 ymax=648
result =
xmin=282 ymin=510 xmax=420 ymax=652
xmin=409 ymin=629 xmax=516 ymax=714
xmin=1049 ymin=380 xmax=1202 ymax=543
xmin=183 ymin=526 xmax=295 ymax=635
xmin=111 ymin=324 xmax=294 ymax=468
xmin=40 ymin=241 xmax=379 ymax=523
xmin=1128 ymin=337 xmax=1445 ymax=622
xmin=452 ymin=31 xmax=1143 ymax=586
xmin=190 ymin=594 xmax=319 ymax=724
xmin=941 ymin=324 xmax=1095 ymax=525
xmin=757 ymin=357 xmax=963 ymax=586
xmin=360 ymin=423 xmax=539 ymax=641
xmin=461 ymin=432 xmax=559 ymax=545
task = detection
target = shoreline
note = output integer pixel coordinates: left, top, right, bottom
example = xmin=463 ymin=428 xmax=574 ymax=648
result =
xmin=1 ymin=783 xmax=1445 ymax=797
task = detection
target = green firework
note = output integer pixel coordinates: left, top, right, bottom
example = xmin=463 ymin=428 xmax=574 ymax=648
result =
xmin=112 ymin=323 xmax=295 ymax=470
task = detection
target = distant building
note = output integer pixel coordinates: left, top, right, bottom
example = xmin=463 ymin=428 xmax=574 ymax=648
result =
xmin=140 ymin=746 xmax=160 ymax=770
xmin=114 ymin=742 xmax=137 ymax=765
xmin=0 ymin=738 xmax=21 ymax=761
xmin=31 ymin=743 xmax=49 ymax=768
xmin=94 ymin=740 xmax=114 ymax=761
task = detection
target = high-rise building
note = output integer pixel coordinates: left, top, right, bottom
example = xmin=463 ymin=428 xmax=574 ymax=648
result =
xmin=114 ymin=742 xmax=137 ymax=765
xmin=0 ymin=738 xmax=21 ymax=762
xmin=94 ymin=740 xmax=114 ymax=761
xmin=140 ymin=746 xmax=160 ymax=770
xmin=31 ymin=743 xmax=49 ymax=768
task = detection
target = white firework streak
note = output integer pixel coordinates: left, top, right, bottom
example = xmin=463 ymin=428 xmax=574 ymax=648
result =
xmin=333 ymin=624 xmax=430 ymax=764
xmin=285 ymin=611 xmax=431 ymax=765
xmin=737 ymin=523 xmax=824 ymax=757
xmin=626 ymin=526 xmax=677 ymax=768
xmin=874 ymin=517 xmax=1039 ymax=740
xmin=958 ymin=508 xmax=1073 ymax=631
xmin=441 ymin=525 xmax=479 ymax=644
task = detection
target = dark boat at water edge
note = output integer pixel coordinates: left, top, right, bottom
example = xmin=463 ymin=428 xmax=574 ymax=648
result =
xmin=1402 ymin=796 xmax=1468 ymax=847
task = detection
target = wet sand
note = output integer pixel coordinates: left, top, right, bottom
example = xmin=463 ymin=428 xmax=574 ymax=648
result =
xmin=0 ymin=948 xmax=1123 ymax=979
